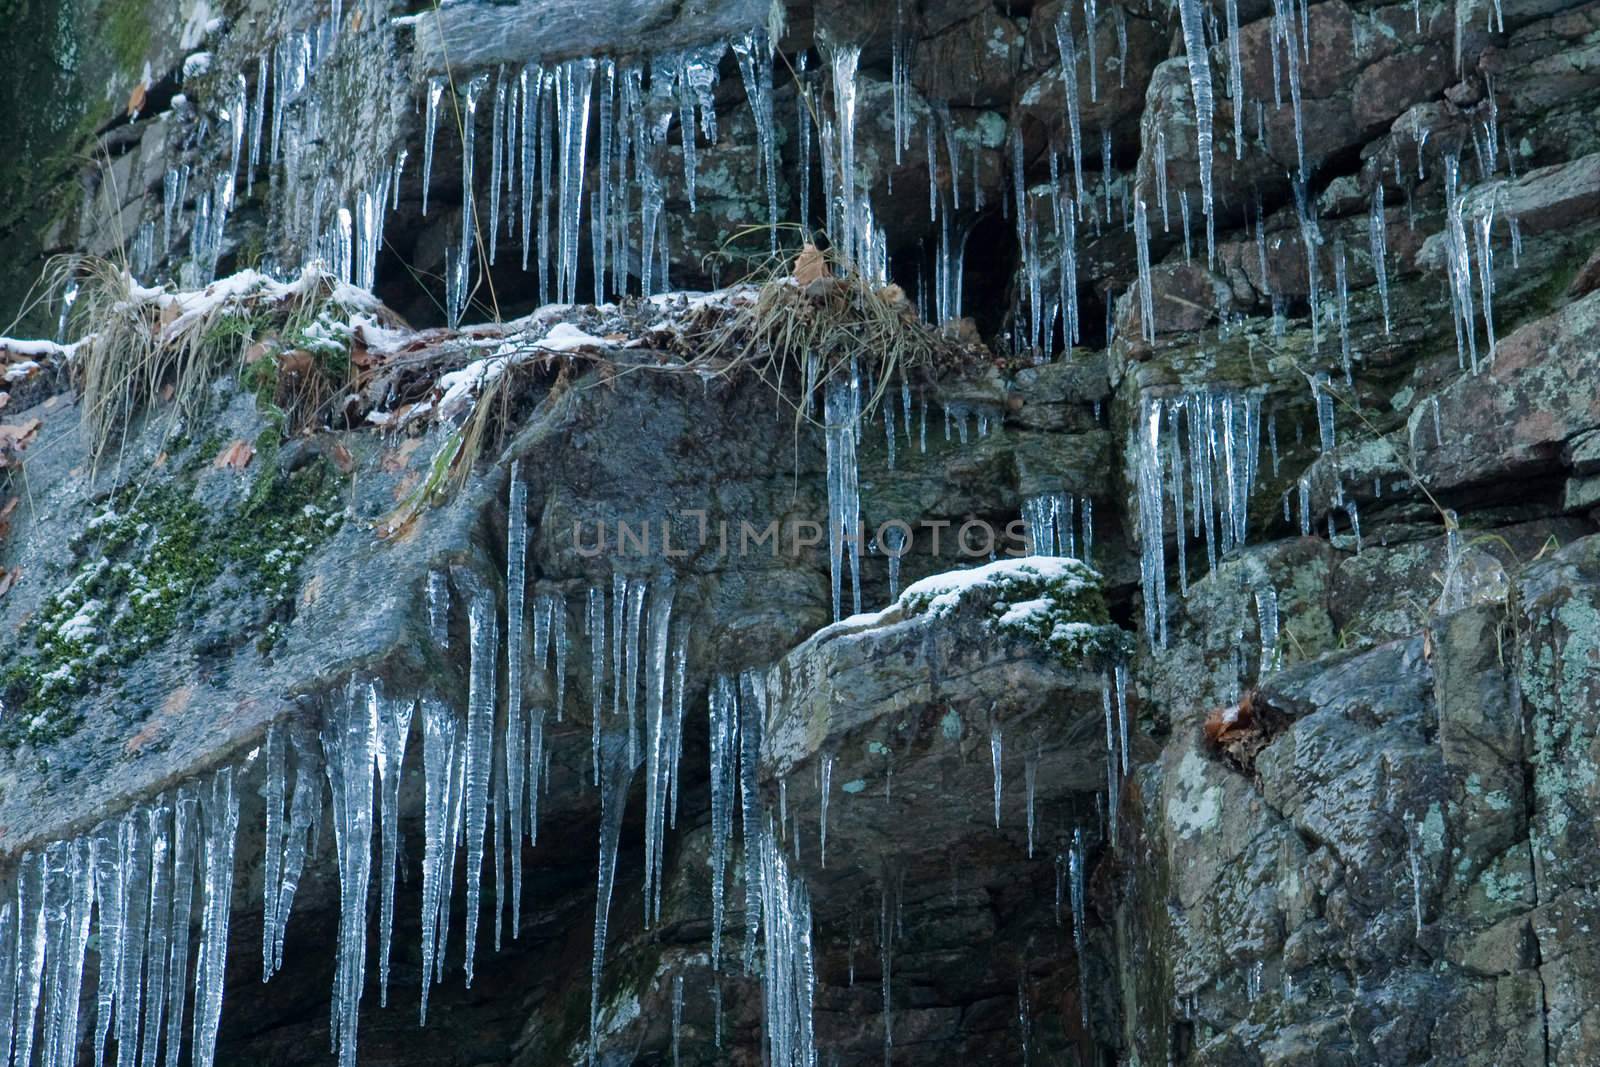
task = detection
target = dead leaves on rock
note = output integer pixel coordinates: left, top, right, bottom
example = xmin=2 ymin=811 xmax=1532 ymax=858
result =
xmin=213 ymin=438 xmax=255 ymax=471
xmin=0 ymin=416 xmax=42 ymax=471
xmin=0 ymin=496 xmax=18 ymax=598
xmin=1202 ymin=689 xmax=1290 ymax=775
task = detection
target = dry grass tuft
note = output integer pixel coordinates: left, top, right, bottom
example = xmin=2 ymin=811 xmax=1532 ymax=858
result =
xmin=60 ymin=256 xmax=373 ymax=471
xmin=697 ymin=243 xmax=979 ymax=428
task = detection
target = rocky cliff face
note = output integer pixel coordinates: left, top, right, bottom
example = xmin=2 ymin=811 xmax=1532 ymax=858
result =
xmin=2 ymin=0 xmax=1600 ymax=1065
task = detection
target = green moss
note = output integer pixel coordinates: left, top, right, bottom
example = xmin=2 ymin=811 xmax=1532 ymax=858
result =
xmin=0 ymin=486 xmax=220 ymax=744
xmin=224 ymin=453 xmax=346 ymax=651
xmin=100 ymin=0 xmax=151 ymax=76
xmin=0 ymin=445 xmax=346 ymax=746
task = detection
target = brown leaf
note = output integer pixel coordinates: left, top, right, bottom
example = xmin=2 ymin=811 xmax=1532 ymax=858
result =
xmin=279 ymin=349 xmax=315 ymax=379
xmin=793 ymin=243 xmax=828 ymax=287
xmin=0 ymin=496 xmax=17 ymax=540
xmin=328 ymin=441 xmax=356 ymax=474
xmin=245 ymin=341 xmax=275 ymax=365
xmin=0 ymin=566 xmax=18 ymax=598
xmin=127 ymin=80 xmax=148 ymax=117
xmin=0 ymin=417 xmax=43 ymax=452
xmin=213 ymin=439 xmax=256 ymax=470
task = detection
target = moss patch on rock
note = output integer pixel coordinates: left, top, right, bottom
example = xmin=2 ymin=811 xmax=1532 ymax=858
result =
xmin=0 ymin=441 xmax=345 ymax=746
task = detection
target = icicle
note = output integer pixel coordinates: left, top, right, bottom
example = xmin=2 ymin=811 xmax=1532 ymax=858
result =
xmin=818 ymin=753 xmax=835 ymax=868
xmin=1102 ymin=681 xmax=1121 ymax=850
xmin=1180 ymin=189 xmax=1192 ymax=263
xmin=1408 ymin=817 xmax=1425 ymax=935
xmin=989 ymin=723 xmax=1005 ymax=828
xmin=261 ymin=725 xmax=286 ymax=983
xmin=557 ymin=58 xmax=597 ymax=303
xmin=623 ymin=579 xmax=647 ymax=768
xmin=553 ymin=597 xmax=569 ymax=723
xmin=447 ymin=74 xmax=490 ymax=329
xmin=1025 ymin=745 xmax=1039 ymax=858
xmin=587 ymin=697 xmax=639 ymax=1066
xmin=733 ymin=29 xmax=780 ymax=252
xmin=419 ymin=697 xmax=460 ymax=1025
xmin=90 ymin=822 xmax=123 ymax=1067
xmin=376 ymin=694 xmax=414 ymax=1008
xmin=588 ymin=585 xmax=606 ymax=786
xmin=1226 ymin=0 xmax=1244 ymax=158
xmin=0 ymin=898 xmax=13 ymax=1067
xmin=322 ymin=683 xmax=378 ymax=1067
xmin=739 ymin=671 xmax=767 ymax=974
xmin=428 ymin=569 xmax=450 ymax=649
xmin=1298 ymin=476 xmax=1312 ymax=536
xmin=190 ymin=767 xmax=239 ymax=1067
xmin=422 ymin=76 xmax=444 ymax=217
xmin=462 ymin=591 xmax=499 ymax=988
xmin=1069 ymin=828 xmax=1089 ymax=1025
xmin=164 ymin=784 xmax=199 ymax=1067
xmin=826 ymin=40 xmax=864 ymax=265
xmin=642 ymin=576 xmax=677 ymax=924
xmin=13 ymin=852 xmax=46 ymax=1067
xmin=1136 ymin=397 xmax=1168 ymax=646
xmin=1370 ymin=185 xmax=1391 ymax=333
xmin=1334 ymin=240 xmax=1354 ymax=388
xmin=669 ymin=626 xmax=689 ymax=830
xmin=757 ymin=829 xmax=818 ymax=1067
xmin=799 ymin=51 xmax=813 ymax=237
xmin=1475 ymin=207 xmax=1498 ymax=365
xmin=825 ymin=372 xmax=863 ymax=621
xmin=1135 ymin=198 xmax=1154 ymax=342
xmin=1055 ymin=11 xmax=1085 ymax=205
xmin=1083 ymin=0 xmax=1099 ymax=101
xmin=489 ymin=68 xmax=507 ymax=266
xmin=709 ymin=674 xmax=740 ymax=969
xmin=520 ymin=63 xmax=541 ymax=274
xmin=527 ymin=705 xmax=548 ymax=848
xmin=117 ymin=809 xmax=150 ymax=1067
xmin=137 ymin=804 xmax=172 ymax=1067
xmin=505 ymin=467 xmax=529 ymax=937
xmin=1276 ymin=2 xmax=1307 ymax=184
xmin=1081 ymin=497 xmax=1095 ymax=563
xmin=1115 ymin=661 xmax=1131 ymax=775
xmin=593 ymin=60 xmax=614 ymax=300
xmin=1312 ymin=372 xmax=1336 ymax=454
xmin=1177 ymin=0 xmax=1216 ymax=264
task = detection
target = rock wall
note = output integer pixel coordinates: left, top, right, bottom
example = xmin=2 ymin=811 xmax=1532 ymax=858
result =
xmin=1 ymin=0 xmax=1600 ymax=1064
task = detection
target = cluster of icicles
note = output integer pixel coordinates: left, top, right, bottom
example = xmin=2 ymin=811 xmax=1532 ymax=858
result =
xmin=0 ymin=438 xmax=1136 ymax=1067
xmin=0 ymin=453 xmax=820 ymax=1067
xmin=133 ymin=0 xmax=1523 ymax=381
xmin=0 ymin=767 xmax=239 ymax=1067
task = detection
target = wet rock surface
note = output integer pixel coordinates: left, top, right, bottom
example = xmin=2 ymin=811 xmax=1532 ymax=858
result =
xmin=4 ymin=0 xmax=1600 ymax=1063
